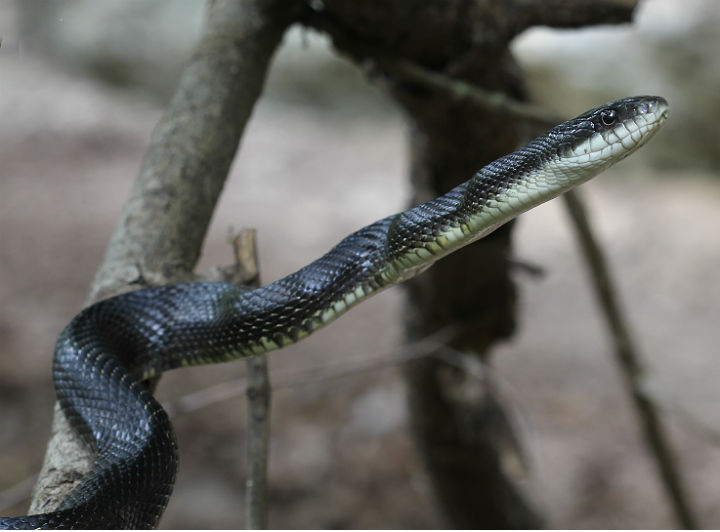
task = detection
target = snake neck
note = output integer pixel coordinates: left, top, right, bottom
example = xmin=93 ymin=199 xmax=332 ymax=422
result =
xmin=217 ymin=143 xmax=573 ymax=360
xmin=380 ymin=143 xmax=566 ymax=283
xmin=227 ymin=147 xmax=556 ymax=352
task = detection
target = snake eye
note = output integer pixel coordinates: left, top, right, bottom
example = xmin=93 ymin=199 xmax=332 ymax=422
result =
xmin=600 ymin=110 xmax=617 ymax=127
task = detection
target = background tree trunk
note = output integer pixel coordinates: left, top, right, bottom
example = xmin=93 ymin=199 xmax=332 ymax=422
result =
xmin=303 ymin=0 xmax=637 ymax=526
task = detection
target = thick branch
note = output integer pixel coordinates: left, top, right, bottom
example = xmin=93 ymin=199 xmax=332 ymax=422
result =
xmin=308 ymin=0 xmax=637 ymax=68
xmin=500 ymin=0 xmax=637 ymax=37
xmin=29 ymin=0 xmax=297 ymax=516
xmin=87 ymin=0 xmax=298 ymax=302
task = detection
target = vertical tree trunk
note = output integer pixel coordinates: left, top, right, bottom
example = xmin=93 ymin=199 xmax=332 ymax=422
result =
xmin=394 ymin=56 xmax=540 ymax=527
xmin=305 ymin=0 xmax=637 ymax=526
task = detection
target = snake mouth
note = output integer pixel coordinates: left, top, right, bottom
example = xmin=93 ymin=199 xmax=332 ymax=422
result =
xmin=557 ymin=96 xmax=669 ymax=167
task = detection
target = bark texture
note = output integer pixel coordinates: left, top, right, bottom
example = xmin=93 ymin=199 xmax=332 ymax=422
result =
xmin=29 ymin=0 xmax=298 ymax=516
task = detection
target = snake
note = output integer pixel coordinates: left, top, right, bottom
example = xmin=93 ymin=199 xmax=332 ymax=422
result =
xmin=0 ymin=95 xmax=668 ymax=529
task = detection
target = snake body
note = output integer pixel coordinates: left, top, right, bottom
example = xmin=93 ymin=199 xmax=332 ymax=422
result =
xmin=0 ymin=96 xmax=668 ymax=529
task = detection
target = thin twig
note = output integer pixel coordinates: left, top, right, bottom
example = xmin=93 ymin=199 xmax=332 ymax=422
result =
xmin=245 ymin=355 xmax=270 ymax=529
xmin=373 ymin=56 xmax=561 ymax=129
xmin=228 ymin=230 xmax=272 ymax=530
xmin=563 ymin=189 xmax=699 ymax=529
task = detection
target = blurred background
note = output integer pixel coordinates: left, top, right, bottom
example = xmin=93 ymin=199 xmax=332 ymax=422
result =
xmin=1 ymin=0 xmax=719 ymax=528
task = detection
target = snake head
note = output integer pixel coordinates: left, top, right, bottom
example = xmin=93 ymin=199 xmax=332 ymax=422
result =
xmin=551 ymin=95 xmax=669 ymax=173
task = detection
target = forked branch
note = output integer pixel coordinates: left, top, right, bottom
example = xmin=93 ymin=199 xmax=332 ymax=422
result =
xmin=29 ymin=0 xmax=296 ymax=516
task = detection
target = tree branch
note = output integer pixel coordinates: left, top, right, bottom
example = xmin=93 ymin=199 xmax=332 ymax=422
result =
xmin=29 ymin=0 xmax=297 ymax=516
xmin=223 ymin=230 xmax=271 ymax=530
xmin=368 ymin=55 xmax=561 ymax=128
xmin=306 ymin=0 xmax=636 ymax=71
xmin=500 ymin=0 xmax=637 ymax=38
xmin=245 ymin=354 xmax=271 ymax=529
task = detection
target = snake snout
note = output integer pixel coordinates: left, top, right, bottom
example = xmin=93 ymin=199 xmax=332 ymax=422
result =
xmin=635 ymin=95 xmax=670 ymax=122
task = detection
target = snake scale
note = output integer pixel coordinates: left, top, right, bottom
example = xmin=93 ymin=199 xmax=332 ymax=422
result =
xmin=0 ymin=96 xmax=668 ymax=529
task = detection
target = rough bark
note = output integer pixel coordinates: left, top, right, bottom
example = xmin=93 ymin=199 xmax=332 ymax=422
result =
xmin=303 ymin=0 xmax=637 ymax=526
xmin=29 ymin=0 xmax=298 ymax=516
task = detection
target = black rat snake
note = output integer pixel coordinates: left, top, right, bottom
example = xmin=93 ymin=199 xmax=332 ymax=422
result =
xmin=0 ymin=96 xmax=669 ymax=528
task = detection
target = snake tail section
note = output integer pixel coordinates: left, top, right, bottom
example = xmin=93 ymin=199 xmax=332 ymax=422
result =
xmin=0 ymin=96 xmax=668 ymax=529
